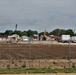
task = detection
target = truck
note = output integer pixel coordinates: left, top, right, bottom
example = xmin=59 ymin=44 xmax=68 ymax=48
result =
xmin=59 ymin=35 xmax=70 ymax=43
xmin=70 ymin=36 xmax=76 ymax=43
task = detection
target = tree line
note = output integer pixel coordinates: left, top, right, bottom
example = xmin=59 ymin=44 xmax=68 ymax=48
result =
xmin=0 ymin=28 xmax=75 ymax=37
xmin=39 ymin=29 xmax=75 ymax=36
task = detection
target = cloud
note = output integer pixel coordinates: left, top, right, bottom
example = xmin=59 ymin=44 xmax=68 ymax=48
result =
xmin=0 ymin=0 xmax=76 ymax=32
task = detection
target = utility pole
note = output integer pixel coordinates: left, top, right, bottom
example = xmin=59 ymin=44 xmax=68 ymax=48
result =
xmin=68 ymin=39 xmax=71 ymax=68
xmin=28 ymin=31 xmax=31 ymax=68
xmin=0 ymin=45 xmax=1 ymax=69
xmin=8 ymin=43 xmax=11 ymax=69
xmin=38 ymin=33 xmax=40 ymax=68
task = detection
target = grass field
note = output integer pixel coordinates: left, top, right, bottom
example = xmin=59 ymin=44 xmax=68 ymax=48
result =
xmin=0 ymin=68 xmax=76 ymax=74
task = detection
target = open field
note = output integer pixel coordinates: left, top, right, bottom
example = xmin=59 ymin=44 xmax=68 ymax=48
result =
xmin=0 ymin=42 xmax=76 ymax=59
xmin=0 ymin=42 xmax=76 ymax=69
xmin=0 ymin=68 xmax=76 ymax=74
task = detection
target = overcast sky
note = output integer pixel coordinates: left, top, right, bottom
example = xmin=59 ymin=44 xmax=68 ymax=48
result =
xmin=0 ymin=0 xmax=76 ymax=32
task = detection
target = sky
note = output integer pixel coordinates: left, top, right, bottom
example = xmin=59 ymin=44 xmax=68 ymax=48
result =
xmin=0 ymin=0 xmax=76 ymax=32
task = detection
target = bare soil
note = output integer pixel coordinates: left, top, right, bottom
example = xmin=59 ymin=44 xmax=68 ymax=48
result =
xmin=0 ymin=42 xmax=76 ymax=69
xmin=0 ymin=42 xmax=76 ymax=59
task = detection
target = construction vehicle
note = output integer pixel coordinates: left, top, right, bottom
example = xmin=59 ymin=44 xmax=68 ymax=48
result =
xmin=7 ymin=34 xmax=20 ymax=43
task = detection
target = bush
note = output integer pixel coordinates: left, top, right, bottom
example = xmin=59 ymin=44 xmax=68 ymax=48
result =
xmin=22 ymin=64 xmax=26 ymax=68
xmin=15 ymin=64 xmax=18 ymax=67
xmin=7 ymin=64 xmax=10 ymax=69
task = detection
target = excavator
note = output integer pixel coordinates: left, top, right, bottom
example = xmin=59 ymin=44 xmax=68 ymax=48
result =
xmin=43 ymin=30 xmax=51 ymax=41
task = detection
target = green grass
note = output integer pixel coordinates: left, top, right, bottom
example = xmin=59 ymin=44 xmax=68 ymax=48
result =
xmin=0 ymin=68 xmax=76 ymax=74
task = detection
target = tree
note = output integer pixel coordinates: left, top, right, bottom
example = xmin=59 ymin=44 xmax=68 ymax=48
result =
xmin=39 ymin=32 xmax=44 ymax=36
xmin=33 ymin=31 xmax=38 ymax=35
xmin=22 ymin=31 xmax=28 ymax=36
xmin=65 ymin=29 xmax=74 ymax=36
xmin=4 ymin=30 xmax=13 ymax=35
xmin=59 ymin=29 xmax=66 ymax=36
xmin=13 ymin=30 xmax=21 ymax=35
xmin=49 ymin=28 xmax=61 ymax=36
xmin=27 ymin=29 xmax=34 ymax=37
xmin=49 ymin=28 xmax=74 ymax=36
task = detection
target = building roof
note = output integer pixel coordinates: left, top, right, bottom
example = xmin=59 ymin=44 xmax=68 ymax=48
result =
xmin=0 ymin=35 xmax=8 ymax=39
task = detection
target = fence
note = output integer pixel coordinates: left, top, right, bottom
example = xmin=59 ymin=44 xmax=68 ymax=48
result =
xmin=0 ymin=41 xmax=76 ymax=69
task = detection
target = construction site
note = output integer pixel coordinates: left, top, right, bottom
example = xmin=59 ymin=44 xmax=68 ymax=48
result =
xmin=0 ymin=28 xmax=76 ymax=69
xmin=0 ymin=41 xmax=75 ymax=69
